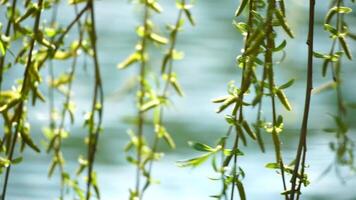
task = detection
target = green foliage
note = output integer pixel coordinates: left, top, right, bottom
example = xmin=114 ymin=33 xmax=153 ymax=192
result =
xmin=313 ymin=0 xmax=356 ymax=179
xmin=179 ymin=0 xmax=299 ymax=199
xmin=118 ymin=0 xmax=195 ymax=199
xmin=0 ymin=0 xmax=103 ymax=199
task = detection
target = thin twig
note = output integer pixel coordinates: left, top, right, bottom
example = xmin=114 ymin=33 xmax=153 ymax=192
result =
xmin=290 ymin=0 xmax=315 ymax=199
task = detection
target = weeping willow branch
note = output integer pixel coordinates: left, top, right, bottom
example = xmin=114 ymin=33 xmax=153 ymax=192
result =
xmin=84 ymin=1 xmax=104 ymax=199
xmin=264 ymin=0 xmax=289 ymax=199
xmin=0 ymin=0 xmax=17 ymax=91
xmin=133 ymin=2 xmax=150 ymax=198
xmin=290 ymin=0 xmax=315 ymax=199
xmin=140 ymin=0 xmax=190 ymax=197
xmin=1 ymin=0 xmax=44 ymax=199
xmin=313 ymin=0 xmax=355 ymax=180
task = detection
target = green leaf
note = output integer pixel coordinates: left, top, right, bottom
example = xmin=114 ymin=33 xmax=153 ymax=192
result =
xmin=44 ymin=27 xmax=57 ymax=37
xmin=177 ymin=153 xmax=212 ymax=167
xmin=313 ymin=51 xmax=330 ymax=59
xmin=265 ymin=162 xmax=279 ymax=169
xmin=149 ymin=33 xmax=168 ymax=45
xmin=11 ymin=157 xmax=23 ymax=164
xmin=235 ymin=0 xmax=249 ymax=17
xmin=325 ymin=6 xmax=352 ymax=23
xmin=0 ymin=39 xmax=5 ymax=56
xmin=278 ymin=0 xmax=286 ymax=16
xmin=274 ymin=9 xmax=294 ymax=38
xmin=188 ymin=141 xmax=216 ymax=152
xmin=212 ymin=95 xmax=231 ymax=103
xmin=216 ymin=96 xmax=237 ymax=113
xmin=165 ymin=74 xmax=184 ymax=96
xmin=236 ymin=125 xmax=247 ymax=146
xmin=224 ymin=148 xmax=244 ymax=157
xmin=54 ymin=50 xmax=73 ymax=60
xmin=272 ymin=40 xmax=287 ymax=52
xmin=48 ymin=159 xmax=57 ymax=177
xmin=236 ymin=180 xmax=246 ymax=200
xmin=278 ymin=79 xmax=295 ymax=90
xmin=324 ymin=24 xmax=338 ymax=36
xmin=161 ymin=53 xmax=171 ymax=74
xmin=233 ymin=21 xmax=248 ymax=35
xmin=184 ymin=9 xmax=195 ymax=26
xmin=140 ymin=99 xmax=160 ymax=112
xmin=0 ymin=157 xmax=11 ymax=168
xmin=156 ymin=125 xmax=175 ymax=149
xmin=338 ymin=35 xmax=352 ymax=60
xmin=322 ymin=59 xmax=330 ymax=77
xmin=276 ymin=89 xmax=292 ymax=111
xmin=242 ymin=120 xmax=256 ymax=140
xmin=118 ymin=52 xmax=142 ymax=69
xmin=0 ymin=90 xmax=21 ymax=112
xmin=68 ymin=0 xmax=86 ymax=4
xmin=148 ymin=0 xmax=163 ymax=13
xmin=50 ymin=73 xmax=73 ymax=88
xmin=20 ymin=130 xmax=40 ymax=153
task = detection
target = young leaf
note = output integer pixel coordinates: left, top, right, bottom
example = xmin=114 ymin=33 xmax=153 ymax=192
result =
xmin=242 ymin=120 xmax=257 ymax=140
xmin=325 ymin=6 xmax=352 ymax=23
xmin=274 ymin=9 xmax=294 ymax=38
xmin=276 ymin=89 xmax=292 ymax=111
xmin=236 ymin=180 xmax=246 ymax=200
xmin=117 ymin=52 xmax=142 ymax=69
xmin=184 ymin=9 xmax=195 ymax=26
xmin=338 ymin=35 xmax=352 ymax=60
xmin=235 ymin=0 xmax=249 ymax=17
xmin=324 ymin=24 xmax=338 ymax=36
xmin=149 ymin=33 xmax=168 ymax=45
xmin=177 ymin=153 xmax=212 ymax=167
xmin=265 ymin=162 xmax=279 ymax=169
xmin=188 ymin=141 xmax=216 ymax=152
xmin=278 ymin=79 xmax=295 ymax=90
xmin=216 ymin=96 xmax=237 ymax=113
xmin=140 ymin=99 xmax=160 ymax=112
xmin=272 ymin=40 xmax=287 ymax=52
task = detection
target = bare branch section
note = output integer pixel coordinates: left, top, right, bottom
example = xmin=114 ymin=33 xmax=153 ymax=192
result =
xmin=290 ymin=0 xmax=315 ymax=199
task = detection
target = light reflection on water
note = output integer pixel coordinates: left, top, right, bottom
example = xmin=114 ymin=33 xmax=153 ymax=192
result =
xmin=4 ymin=0 xmax=356 ymax=199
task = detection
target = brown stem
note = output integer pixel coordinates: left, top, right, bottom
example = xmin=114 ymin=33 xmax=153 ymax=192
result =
xmin=85 ymin=1 xmax=104 ymax=199
xmin=290 ymin=0 xmax=315 ymax=199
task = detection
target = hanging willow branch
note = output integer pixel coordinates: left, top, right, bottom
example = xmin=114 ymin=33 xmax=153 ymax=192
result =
xmin=179 ymin=0 xmax=297 ymax=199
xmin=140 ymin=0 xmax=194 ymax=198
xmin=45 ymin=3 xmax=85 ymax=200
xmin=119 ymin=0 xmax=194 ymax=199
xmin=1 ymin=0 xmax=45 ymax=199
xmin=264 ymin=0 xmax=289 ymax=198
xmin=289 ymin=0 xmax=315 ymax=199
xmin=0 ymin=0 xmax=93 ymax=199
xmin=313 ymin=0 xmax=356 ymax=179
xmin=82 ymin=1 xmax=104 ymax=199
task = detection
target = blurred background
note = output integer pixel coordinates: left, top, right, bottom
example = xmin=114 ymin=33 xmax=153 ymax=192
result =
xmin=2 ymin=0 xmax=356 ymax=199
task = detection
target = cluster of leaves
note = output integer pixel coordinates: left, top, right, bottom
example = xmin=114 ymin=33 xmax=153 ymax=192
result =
xmin=178 ymin=0 xmax=306 ymax=199
xmin=313 ymin=0 xmax=356 ymax=178
xmin=0 ymin=0 xmax=104 ymax=200
xmin=118 ymin=0 xmax=195 ymax=199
